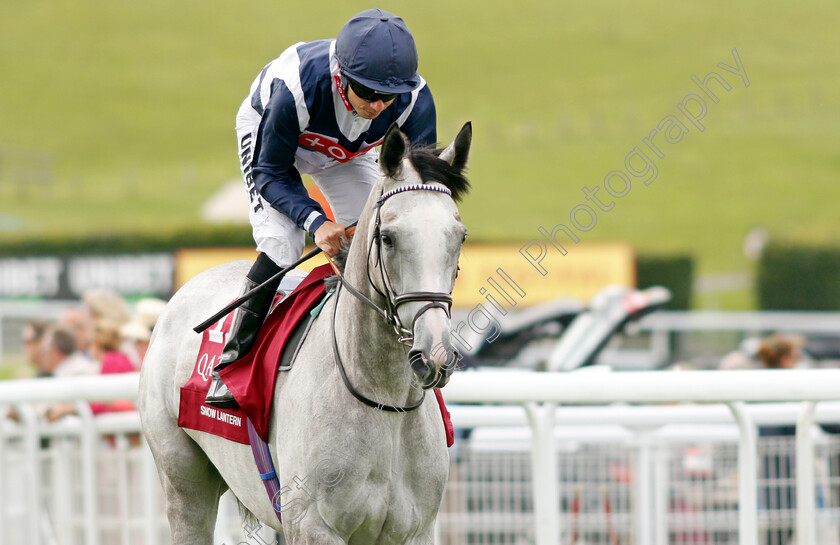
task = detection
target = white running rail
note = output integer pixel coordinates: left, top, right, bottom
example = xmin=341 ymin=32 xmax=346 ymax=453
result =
xmin=2 ymin=369 xmax=840 ymax=545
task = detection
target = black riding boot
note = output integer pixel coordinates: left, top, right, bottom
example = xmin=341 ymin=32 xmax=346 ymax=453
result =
xmin=205 ymin=253 xmax=282 ymax=408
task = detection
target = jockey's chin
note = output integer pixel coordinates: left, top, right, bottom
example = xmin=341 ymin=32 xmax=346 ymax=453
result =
xmin=354 ymin=100 xmax=394 ymax=119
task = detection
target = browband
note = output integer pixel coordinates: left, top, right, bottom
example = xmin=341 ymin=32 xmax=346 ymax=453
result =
xmin=378 ymin=184 xmax=452 ymax=206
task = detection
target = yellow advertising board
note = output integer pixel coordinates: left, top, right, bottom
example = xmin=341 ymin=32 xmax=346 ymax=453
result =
xmin=174 ymin=242 xmax=634 ymax=308
xmin=452 ymin=242 xmax=635 ymax=308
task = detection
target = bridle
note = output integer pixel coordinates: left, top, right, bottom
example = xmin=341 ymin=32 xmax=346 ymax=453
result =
xmin=327 ymin=183 xmax=455 ymax=412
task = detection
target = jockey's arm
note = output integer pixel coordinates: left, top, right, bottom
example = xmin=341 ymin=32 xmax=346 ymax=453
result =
xmin=252 ymin=83 xmax=329 ymax=239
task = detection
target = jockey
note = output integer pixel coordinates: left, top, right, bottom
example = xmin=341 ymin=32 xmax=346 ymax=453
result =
xmin=206 ymin=9 xmax=437 ymax=407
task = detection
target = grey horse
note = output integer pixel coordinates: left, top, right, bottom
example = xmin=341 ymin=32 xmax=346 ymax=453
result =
xmin=139 ymin=122 xmax=472 ymax=544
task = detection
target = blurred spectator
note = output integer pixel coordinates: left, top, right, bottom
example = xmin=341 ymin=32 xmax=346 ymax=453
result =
xmin=91 ymin=320 xmax=135 ymax=374
xmin=59 ymin=306 xmax=96 ymax=356
xmin=757 ymin=333 xmax=806 ymax=370
xmin=89 ymin=319 xmax=136 ymax=415
xmin=753 ymin=333 xmax=806 ymax=545
xmin=41 ymin=324 xmax=98 ymax=378
xmin=719 ymin=351 xmax=755 ymax=370
xmin=665 ymin=361 xmax=697 ymax=372
xmin=719 ymin=337 xmax=759 ymax=370
xmin=120 ymin=298 xmax=167 ymax=369
xmin=21 ymin=319 xmax=53 ymax=376
xmin=82 ymin=288 xmax=132 ymax=327
xmin=36 ymin=324 xmax=98 ymax=422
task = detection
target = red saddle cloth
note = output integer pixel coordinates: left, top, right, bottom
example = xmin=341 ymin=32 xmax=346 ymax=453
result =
xmin=179 ymin=264 xmax=454 ymax=447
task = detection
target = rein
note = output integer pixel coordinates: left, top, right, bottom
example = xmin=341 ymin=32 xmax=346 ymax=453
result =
xmin=330 ymin=283 xmax=425 ymax=412
xmin=325 ymin=183 xmax=454 ymax=412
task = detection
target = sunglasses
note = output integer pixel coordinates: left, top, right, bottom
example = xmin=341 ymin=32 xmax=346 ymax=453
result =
xmin=347 ymin=78 xmax=397 ymax=103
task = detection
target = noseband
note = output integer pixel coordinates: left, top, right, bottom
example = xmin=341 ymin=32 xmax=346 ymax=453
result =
xmin=328 ymin=184 xmax=455 ymax=412
xmin=370 ymin=184 xmax=454 ymax=343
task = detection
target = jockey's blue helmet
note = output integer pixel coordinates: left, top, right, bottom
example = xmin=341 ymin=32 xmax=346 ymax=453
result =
xmin=335 ymin=9 xmax=421 ymax=94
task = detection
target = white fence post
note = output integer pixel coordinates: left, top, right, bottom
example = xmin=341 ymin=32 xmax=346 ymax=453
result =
xmin=141 ymin=440 xmax=161 ymax=545
xmin=524 ymin=402 xmax=559 ymax=545
xmin=727 ymin=401 xmax=758 ymax=545
xmin=17 ymin=404 xmax=43 ymax=545
xmin=0 ymin=404 xmax=6 ymax=545
xmin=76 ymin=402 xmax=100 ymax=545
xmin=796 ymin=401 xmax=818 ymax=545
xmin=652 ymin=441 xmax=670 ymax=545
xmin=635 ymin=428 xmax=656 ymax=545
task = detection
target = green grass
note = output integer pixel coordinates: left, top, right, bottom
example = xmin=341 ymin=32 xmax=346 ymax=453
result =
xmin=2 ymin=0 xmax=838 ymax=308
xmin=0 ymin=359 xmax=35 ymax=380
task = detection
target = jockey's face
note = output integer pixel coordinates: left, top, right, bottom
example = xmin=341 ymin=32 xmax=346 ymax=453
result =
xmin=347 ymin=86 xmax=395 ymax=119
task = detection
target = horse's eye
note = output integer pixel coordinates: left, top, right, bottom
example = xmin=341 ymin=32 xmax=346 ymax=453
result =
xmin=381 ymin=234 xmax=393 ymax=247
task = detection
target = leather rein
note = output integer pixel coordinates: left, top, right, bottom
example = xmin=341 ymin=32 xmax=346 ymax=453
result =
xmin=325 ymin=184 xmax=455 ymax=412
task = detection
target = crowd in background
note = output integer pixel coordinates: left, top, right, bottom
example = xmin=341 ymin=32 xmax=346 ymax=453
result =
xmin=14 ymin=290 xmax=166 ymax=421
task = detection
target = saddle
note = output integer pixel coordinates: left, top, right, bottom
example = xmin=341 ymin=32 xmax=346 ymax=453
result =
xmin=178 ymin=265 xmax=333 ymax=443
xmin=178 ymin=264 xmax=454 ymax=447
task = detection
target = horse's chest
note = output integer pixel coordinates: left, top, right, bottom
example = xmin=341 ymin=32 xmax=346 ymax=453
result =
xmin=315 ymin=456 xmax=445 ymax=544
xmin=344 ymin=478 xmax=425 ymax=544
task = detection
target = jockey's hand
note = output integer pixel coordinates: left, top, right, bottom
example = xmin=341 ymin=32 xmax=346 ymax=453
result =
xmin=314 ymin=221 xmax=349 ymax=257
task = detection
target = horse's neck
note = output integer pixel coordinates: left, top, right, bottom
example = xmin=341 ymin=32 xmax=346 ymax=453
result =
xmin=334 ymin=259 xmax=414 ymax=407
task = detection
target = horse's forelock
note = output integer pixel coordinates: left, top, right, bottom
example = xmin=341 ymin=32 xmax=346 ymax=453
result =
xmin=406 ymin=147 xmax=471 ymax=202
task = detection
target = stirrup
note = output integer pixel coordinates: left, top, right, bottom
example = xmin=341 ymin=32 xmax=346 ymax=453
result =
xmin=205 ymin=371 xmax=239 ymax=409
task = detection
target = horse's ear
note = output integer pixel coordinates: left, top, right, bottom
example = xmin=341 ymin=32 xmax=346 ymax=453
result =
xmin=438 ymin=122 xmax=471 ymax=173
xmin=380 ymin=123 xmax=409 ymax=178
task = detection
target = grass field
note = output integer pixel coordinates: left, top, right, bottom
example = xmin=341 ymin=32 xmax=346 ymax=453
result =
xmin=1 ymin=0 xmax=838 ymax=308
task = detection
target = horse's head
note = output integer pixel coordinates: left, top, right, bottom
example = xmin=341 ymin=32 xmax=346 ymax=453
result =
xmin=367 ymin=122 xmax=472 ymax=389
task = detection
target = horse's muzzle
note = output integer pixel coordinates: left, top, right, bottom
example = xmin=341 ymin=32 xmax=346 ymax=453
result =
xmin=408 ymin=345 xmax=458 ymax=389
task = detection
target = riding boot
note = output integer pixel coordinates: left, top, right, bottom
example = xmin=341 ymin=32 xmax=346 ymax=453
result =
xmin=205 ymin=253 xmax=282 ymax=408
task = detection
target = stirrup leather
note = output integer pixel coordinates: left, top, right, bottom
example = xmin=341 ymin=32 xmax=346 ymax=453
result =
xmin=204 ymin=271 xmax=279 ymax=409
xmin=205 ymin=371 xmax=238 ymax=408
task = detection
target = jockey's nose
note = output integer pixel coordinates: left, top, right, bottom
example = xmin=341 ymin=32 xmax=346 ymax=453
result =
xmin=369 ymin=99 xmax=388 ymax=112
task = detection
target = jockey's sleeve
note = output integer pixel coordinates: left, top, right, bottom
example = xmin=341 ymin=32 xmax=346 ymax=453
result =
xmin=252 ymin=81 xmax=327 ymax=237
xmin=399 ymin=84 xmax=437 ymax=147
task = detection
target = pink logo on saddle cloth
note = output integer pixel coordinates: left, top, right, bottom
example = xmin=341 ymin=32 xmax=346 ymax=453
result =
xmin=178 ymin=310 xmax=251 ymax=444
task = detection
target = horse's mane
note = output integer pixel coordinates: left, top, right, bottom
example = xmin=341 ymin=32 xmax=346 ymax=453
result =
xmin=407 ymin=146 xmax=471 ymax=202
xmin=321 ymin=145 xmax=468 ymax=287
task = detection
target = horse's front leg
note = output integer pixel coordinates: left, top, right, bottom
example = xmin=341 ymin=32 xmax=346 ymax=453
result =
xmin=283 ymin=518 xmax=347 ymax=545
xmin=402 ymin=528 xmax=436 ymax=545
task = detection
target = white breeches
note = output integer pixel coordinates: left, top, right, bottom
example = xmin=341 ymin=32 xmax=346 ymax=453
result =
xmin=235 ymin=99 xmax=379 ymax=268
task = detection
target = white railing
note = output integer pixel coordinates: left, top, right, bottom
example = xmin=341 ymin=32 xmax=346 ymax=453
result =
xmin=628 ymin=311 xmax=840 ymax=369
xmin=444 ymin=368 xmax=840 ymax=545
xmin=2 ymin=370 xmax=840 ymax=545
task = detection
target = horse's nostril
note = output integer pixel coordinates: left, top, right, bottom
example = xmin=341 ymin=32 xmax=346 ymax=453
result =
xmin=408 ymin=349 xmax=434 ymax=383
